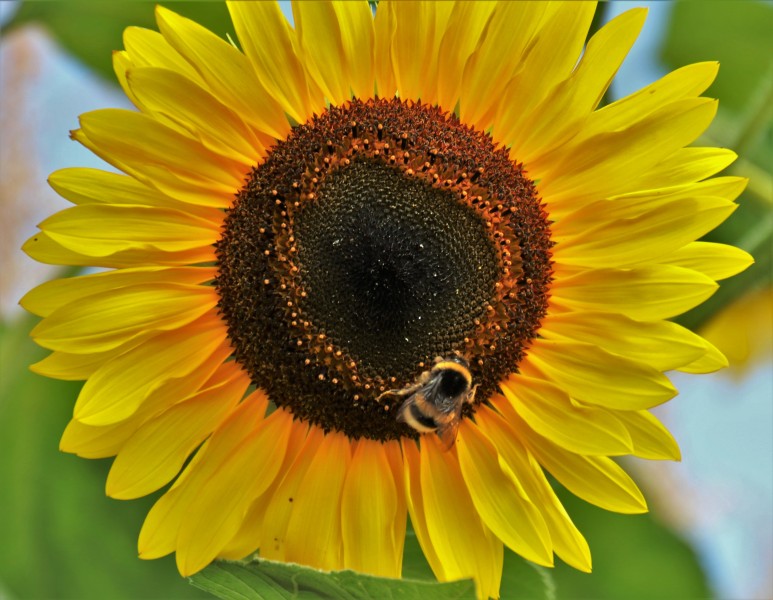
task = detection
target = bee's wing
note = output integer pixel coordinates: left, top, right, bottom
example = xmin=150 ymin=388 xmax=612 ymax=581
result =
xmin=435 ymin=414 xmax=462 ymax=451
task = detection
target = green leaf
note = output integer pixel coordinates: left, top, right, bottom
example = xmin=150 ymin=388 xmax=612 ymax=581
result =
xmin=501 ymin=552 xmax=556 ymax=600
xmin=189 ymin=558 xmax=476 ymax=600
xmin=401 ymin=522 xmax=436 ymax=581
xmin=0 ymin=312 xmax=207 ymax=599
xmin=3 ymin=2 xmax=233 ymax=82
xmin=402 ymin=517 xmax=556 ymax=599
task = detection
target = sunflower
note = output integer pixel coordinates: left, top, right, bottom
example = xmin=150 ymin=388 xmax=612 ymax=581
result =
xmin=21 ymin=2 xmax=753 ymax=598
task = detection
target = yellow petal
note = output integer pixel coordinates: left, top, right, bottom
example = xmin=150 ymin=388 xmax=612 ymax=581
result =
xmin=634 ymin=147 xmax=738 ymax=191
xmin=106 ymin=360 xmax=250 ymax=499
xmin=381 ymin=440 xmax=407 ymax=572
xmin=389 ymin=1 xmax=454 ymax=102
xmin=73 ymin=313 xmax=227 ymax=425
xmin=457 ymin=420 xmax=553 ymax=566
xmin=401 ymin=439 xmax=448 ymax=580
xmin=113 ymin=49 xmax=188 ymax=136
xmin=38 ymin=204 xmax=222 ymax=258
xmin=553 ymin=197 xmax=736 ymax=269
xmin=293 ymin=1 xmax=374 ymax=105
xmin=373 ymin=0 xmax=397 ymax=97
xmin=500 ymin=2 xmax=597 ymax=121
xmin=113 ymin=49 xmax=140 ymax=110
xmin=539 ymin=311 xmax=710 ymax=371
xmin=123 ymin=25 xmax=205 ymax=85
xmin=127 ymin=66 xmax=266 ymax=165
xmin=218 ymin=415 xmax=309 ymax=560
xmin=155 ymin=6 xmax=289 ymax=140
xmin=21 ymin=266 xmax=215 ymax=318
xmin=61 ymin=416 xmax=144 ymax=460
xmin=551 ymin=265 xmax=718 ymax=320
xmin=260 ymin=425 xmax=324 ymax=562
xmin=333 ymin=1 xmax=376 ymax=101
xmin=575 ymin=61 xmax=719 ymax=143
xmin=31 ymin=283 xmax=217 ymax=354
xmin=677 ymin=337 xmax=729 ymax=374
xmin=283 ymin=431 xmax=352 ymax=571
xmin=476 ymin=404 xmax=591 ymax=572
xmin=176 ymin=408 xmax=292 ymax=576
xmin=81 ymin=125 xmax=241 ymax=210
xmin=60 ymin=342 xmax=232 ymax=458
xmin=216 ymin=493 xmax=273 ymax=561
xmin=460 ymin=1 xmax=549 ymax=130
xmin=22 ymin=230 xmax=213 ymax=268
xmin=519 ymin=418 xmax=648 ymax=514
xmin=341 ymin=439 xmax=402 ymax=577
xmin=541 ymin=98 xmax=718 ymax=211
xmin=501 ymin=375 xmax=633 ymax=455
xmin=138 ymin=470 xmax=195 ymax=560
xmin=523 ymin=338 xmax=677 ymax=411
xmin=76 ymin=109 xmax=245 ymax=190
xmin=139 ymin=391 xmax=268 ymax=560
xmin=509 ymin=6 xmax=644 ymax=162
xmin=553 ymin=176 xmax=747 ymax=238
xmin=494 ymin=2 xmax=597 ymax=146
xmin=31 ymin=336 xmax=152 ymax=380
xmin=48 ymin=167 xmax=218 ymax=215
xmin=227 ymin=1 xmax=322 ymax=124
xmin=434 ymin=1 xmax=496 ymax=112
xmin=613 ymin=410 xmax=681 ymax=461
xmin=420 ymin=436 xmax=503 ymax=600
xmin=663 ymin=241 xmax=754 ymax=281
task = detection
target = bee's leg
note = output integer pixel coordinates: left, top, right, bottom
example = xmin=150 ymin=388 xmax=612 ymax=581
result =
xmin=376 ymin=383 xmax=420 ymax=402
xmin=466 ymin=384 xmax=479 ymax=404
xmin=376 ymin=389 xmax=396 ymax=402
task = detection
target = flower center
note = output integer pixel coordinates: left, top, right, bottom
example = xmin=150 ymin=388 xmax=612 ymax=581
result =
xmin=216 ymin=98 xmax=552 ymax=441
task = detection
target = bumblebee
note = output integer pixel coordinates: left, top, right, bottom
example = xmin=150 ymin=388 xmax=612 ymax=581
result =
xmin=378 ymin=356 xmax=477 ymax=450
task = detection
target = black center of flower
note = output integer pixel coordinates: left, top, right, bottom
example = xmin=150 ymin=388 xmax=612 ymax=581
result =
xmin=293 ymin=159 xmax=498 ymax=381
xmin=216 ymin=98 xmax=552 ymax=441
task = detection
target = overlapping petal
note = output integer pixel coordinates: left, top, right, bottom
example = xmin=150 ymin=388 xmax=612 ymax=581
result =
xmin=227 ymin=1 xmax=323 ymax=124
xmin=412 ymin=437 xmax=504 ymax=599
xmin=341 ymin=439 xmax=404 ymax=577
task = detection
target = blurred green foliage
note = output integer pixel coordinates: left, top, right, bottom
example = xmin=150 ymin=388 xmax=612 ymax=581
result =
xmin=2 ymin=1 xmax=770 ymax=599
xmin=0 ymin=314 xmax=208 ymax=599
xmin=551 ymin=488 xmax=712 ymax=600
xmin=663 ymin=1 xmax=773 ymax=115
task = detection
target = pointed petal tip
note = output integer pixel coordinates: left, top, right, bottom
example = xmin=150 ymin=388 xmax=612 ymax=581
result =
xmin=155 ymin=3 xmax=173 ymax=21
xmin=577 ymin=558 xmax=593 ymax=574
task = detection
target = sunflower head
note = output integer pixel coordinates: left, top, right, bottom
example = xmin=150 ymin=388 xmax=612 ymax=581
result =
xmin=21 ymin=2 xmax=753 ymax=598
xmin=215 ymin=96 xmax=552 ymax=440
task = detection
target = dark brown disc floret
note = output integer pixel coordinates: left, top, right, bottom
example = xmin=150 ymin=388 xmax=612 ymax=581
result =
xmin=216 ymin=98 xmax=552 ymax=441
